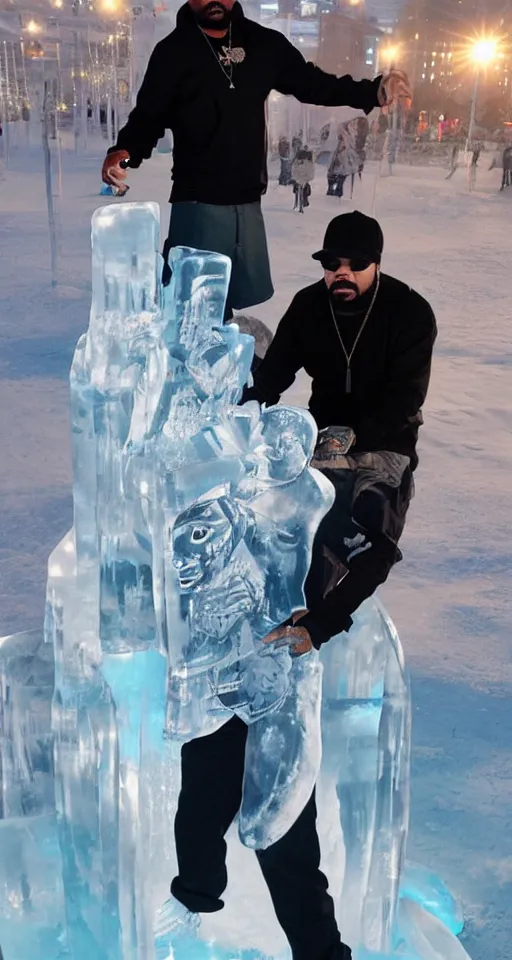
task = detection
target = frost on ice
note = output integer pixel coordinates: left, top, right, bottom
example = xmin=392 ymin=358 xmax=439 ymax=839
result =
xmin=0 ymin=202 xmax=471 ymax=960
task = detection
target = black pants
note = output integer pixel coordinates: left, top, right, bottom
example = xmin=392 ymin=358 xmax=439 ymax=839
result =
xmin=304 ymin=453 xmax=413 ymax=640
xmin=172 ymin=716 xmax=350 ymax=960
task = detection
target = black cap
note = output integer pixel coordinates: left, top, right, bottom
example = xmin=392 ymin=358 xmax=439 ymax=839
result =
xmin=312 ymin=211 xmax=384 ymax=264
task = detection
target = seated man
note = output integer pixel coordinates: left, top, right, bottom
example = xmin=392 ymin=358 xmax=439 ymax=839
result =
xmin=244 ymin=210 xmax=437 ymax=652
xmin=157 ymin=213 xmax=436 ymax=960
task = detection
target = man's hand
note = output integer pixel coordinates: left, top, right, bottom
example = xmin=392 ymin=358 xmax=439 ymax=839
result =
xmin=102 ymin=149 xmax=130 ymax=196
xmin=311 ymin=425 xmax=356 ymax=469
xmin=263 ymin=610 xmax=313 ymax=656
xmin=378 ymin=70 xmax=412 ymax=109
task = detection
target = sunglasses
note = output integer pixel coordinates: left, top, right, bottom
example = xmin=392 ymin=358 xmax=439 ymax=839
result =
xmin=319 ymin=256 xmax=373 ymax=273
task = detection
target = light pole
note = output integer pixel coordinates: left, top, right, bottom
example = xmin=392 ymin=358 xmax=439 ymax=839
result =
xmin=466 ymin=37 xmax=498 ymax=150
xmin=378 ymin=45 xmax=401 ymax=174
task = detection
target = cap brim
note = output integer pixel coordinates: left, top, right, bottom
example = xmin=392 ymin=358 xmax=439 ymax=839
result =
xmin=312 ymin=248 xmax=374 ymax=262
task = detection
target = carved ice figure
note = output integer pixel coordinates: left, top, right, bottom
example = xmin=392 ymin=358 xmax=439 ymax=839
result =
xmin=0 ymin=203 xmax=472 ymax=960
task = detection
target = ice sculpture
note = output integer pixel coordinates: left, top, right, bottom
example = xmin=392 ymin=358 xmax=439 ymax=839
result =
xmin=0 ymin=202 xmax=472 ymax=960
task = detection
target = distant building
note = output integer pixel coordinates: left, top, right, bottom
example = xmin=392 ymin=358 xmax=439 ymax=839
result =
xmin=365 ymin=0 xmax=404 ymax=32
xmin=260 ymin=0 xmax=382 ymax=73
xmin=317 ymin=9 xmax=381 ymax=77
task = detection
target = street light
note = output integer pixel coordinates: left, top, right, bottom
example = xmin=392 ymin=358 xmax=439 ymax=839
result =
xmin=471 ymin=38 xmax=498 ymax=66
xmin=377 ymin=44 xmax=403 ymax=175
xmin=379 ymin=43 xmax=401 ymax=71
xmin=466 ymin=36 xmax=499 ymax=148
xmin=26 ymin=19 xmax=41 ymax=34
xmin=100 ymin=0 xmax=122 ymax=12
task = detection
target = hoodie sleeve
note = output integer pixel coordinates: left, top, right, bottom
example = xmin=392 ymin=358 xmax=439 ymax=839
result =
xmin=272 ymin=31 xmax=381 ymax=113
xmin=110 ymin=42 xmax=170 ymax=167
xmin=297 ymin=538 xmax=400 ymax=648
xmin=242 ymin=295 xmax=305 ymax=406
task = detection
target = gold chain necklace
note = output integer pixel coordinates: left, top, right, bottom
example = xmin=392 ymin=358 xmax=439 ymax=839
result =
xmin=329 ymin=277 xmax=380 ymax=394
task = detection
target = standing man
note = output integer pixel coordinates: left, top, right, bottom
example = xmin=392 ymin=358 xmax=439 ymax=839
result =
xmin=244 ymin=211 xmax=437 ymax=651
xmin=102 ymin=0 xmax=410 ymax=316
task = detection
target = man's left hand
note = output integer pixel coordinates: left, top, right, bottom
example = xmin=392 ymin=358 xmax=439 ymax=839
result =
xmin=379 ymin=70 xmax=412 ymax=109
xmin=263 ymin=615 xmax=313 ymax=656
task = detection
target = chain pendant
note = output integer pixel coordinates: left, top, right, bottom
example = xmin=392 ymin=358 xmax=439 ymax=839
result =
xmin=229 ymin=82 xmax=234 ymax=89
xmin=345 ymin=367 xmax=352 ymax=393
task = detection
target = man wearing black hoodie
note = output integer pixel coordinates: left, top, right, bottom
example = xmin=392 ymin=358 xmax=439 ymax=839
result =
xmin=153 ymin=213 xmax=435 ymax=960
xmin=245 ymin=211 xmax=437 ymax=653
xmin=102 ymin=0 xmax=410 ymax=315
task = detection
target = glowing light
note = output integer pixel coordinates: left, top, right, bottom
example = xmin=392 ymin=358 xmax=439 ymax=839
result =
xmin=471 ymin=37 xmax=498 ymax=65
xmin=380 ymin=44 xmax=400 ymax=67
xmin=54 ymin=0 xmax=63 ymax=7
xmin=26 ymin=19 xmax=40 ymax=34
xmin=100 ymin=0 xmax=121 ymax=11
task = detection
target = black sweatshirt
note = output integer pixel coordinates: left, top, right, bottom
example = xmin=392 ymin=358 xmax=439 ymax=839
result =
xmin=112 ymin=2 xmax=382 ymax=204
xmin=243 ymin=275 xmax=436 ymax=647
xmin=243 ymin=274 xmax=437 ymax=471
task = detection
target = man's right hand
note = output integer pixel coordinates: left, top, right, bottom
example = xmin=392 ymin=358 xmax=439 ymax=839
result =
xmin=102 ymin=149 xmax=130 ymax=195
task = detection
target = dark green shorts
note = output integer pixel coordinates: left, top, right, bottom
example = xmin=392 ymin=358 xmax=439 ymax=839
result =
xmin=163 ymin=201 xmax=274 ymax=311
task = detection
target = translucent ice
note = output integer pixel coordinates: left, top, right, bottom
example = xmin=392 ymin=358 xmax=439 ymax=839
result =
xmin=400 ymin=863 xmax=464 ymax=936
xmin=397 ymin=899 xmax=472 ymax=960
xmin=0 ymin=203 xmax=472 ymax=960
xmin=0 ymin=630 xmax=66 ymax=959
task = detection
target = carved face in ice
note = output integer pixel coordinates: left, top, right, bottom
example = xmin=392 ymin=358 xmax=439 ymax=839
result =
xmin=172 ymin=497 xmax=245 ymax=592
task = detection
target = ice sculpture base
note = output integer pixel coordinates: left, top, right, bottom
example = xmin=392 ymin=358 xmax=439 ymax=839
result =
xmin=0 ymin=603 xmax=471 ymax=960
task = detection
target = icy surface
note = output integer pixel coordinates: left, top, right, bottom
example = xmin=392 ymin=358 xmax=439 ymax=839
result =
xmin=0 ymin=202 xmax=471 ymax=960
xmin=1 ymin=140 xmax=510 ymax=960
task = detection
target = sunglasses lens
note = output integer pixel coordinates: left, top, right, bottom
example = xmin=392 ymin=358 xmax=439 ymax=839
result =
xmin=350 ymin=258 xmax=372 ymax=272
xmin=321 ymin=257 xmax=342 ymax=272
xmin=320 ymin=256 xmax=373 ymax=273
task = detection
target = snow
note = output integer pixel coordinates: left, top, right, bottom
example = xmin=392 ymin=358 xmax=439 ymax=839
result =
xmin=1 ymin=137 xmax=511 ymax=960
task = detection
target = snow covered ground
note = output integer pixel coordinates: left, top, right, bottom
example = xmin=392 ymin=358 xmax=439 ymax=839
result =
xmin=0 ymin=137 xmax=511 ymax=960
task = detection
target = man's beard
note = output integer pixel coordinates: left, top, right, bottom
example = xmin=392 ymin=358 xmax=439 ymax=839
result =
xmin=195 ymin=1 xmax=233 ymax=29
xmin=329 ymin=274 xmax=379 ymax=316
xmin=329 ymin=279 xmax=360 ymax=303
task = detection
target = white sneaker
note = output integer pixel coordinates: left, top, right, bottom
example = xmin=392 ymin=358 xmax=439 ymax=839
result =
xmin=154 ymin=896 xmax=200 ymax=959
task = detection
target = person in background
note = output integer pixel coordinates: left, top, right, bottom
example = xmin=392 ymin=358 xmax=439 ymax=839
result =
xmin=291 ymin=146 xmax=314 ymax=212
xmin=278 ymin=136 xmax=293 ymax=186
xmin=101 ymin=0 xmax=411 ymax=317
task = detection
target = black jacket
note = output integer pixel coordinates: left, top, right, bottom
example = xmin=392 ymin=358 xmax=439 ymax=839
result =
xmin=243 ymin=274 xmax=437 ymax=470
xmin=113 ymin=2 xmax=382 ymax=204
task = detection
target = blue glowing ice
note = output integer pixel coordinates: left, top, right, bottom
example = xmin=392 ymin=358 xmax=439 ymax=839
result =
xmin=0 ymin=202 xmax=471 ymax=960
